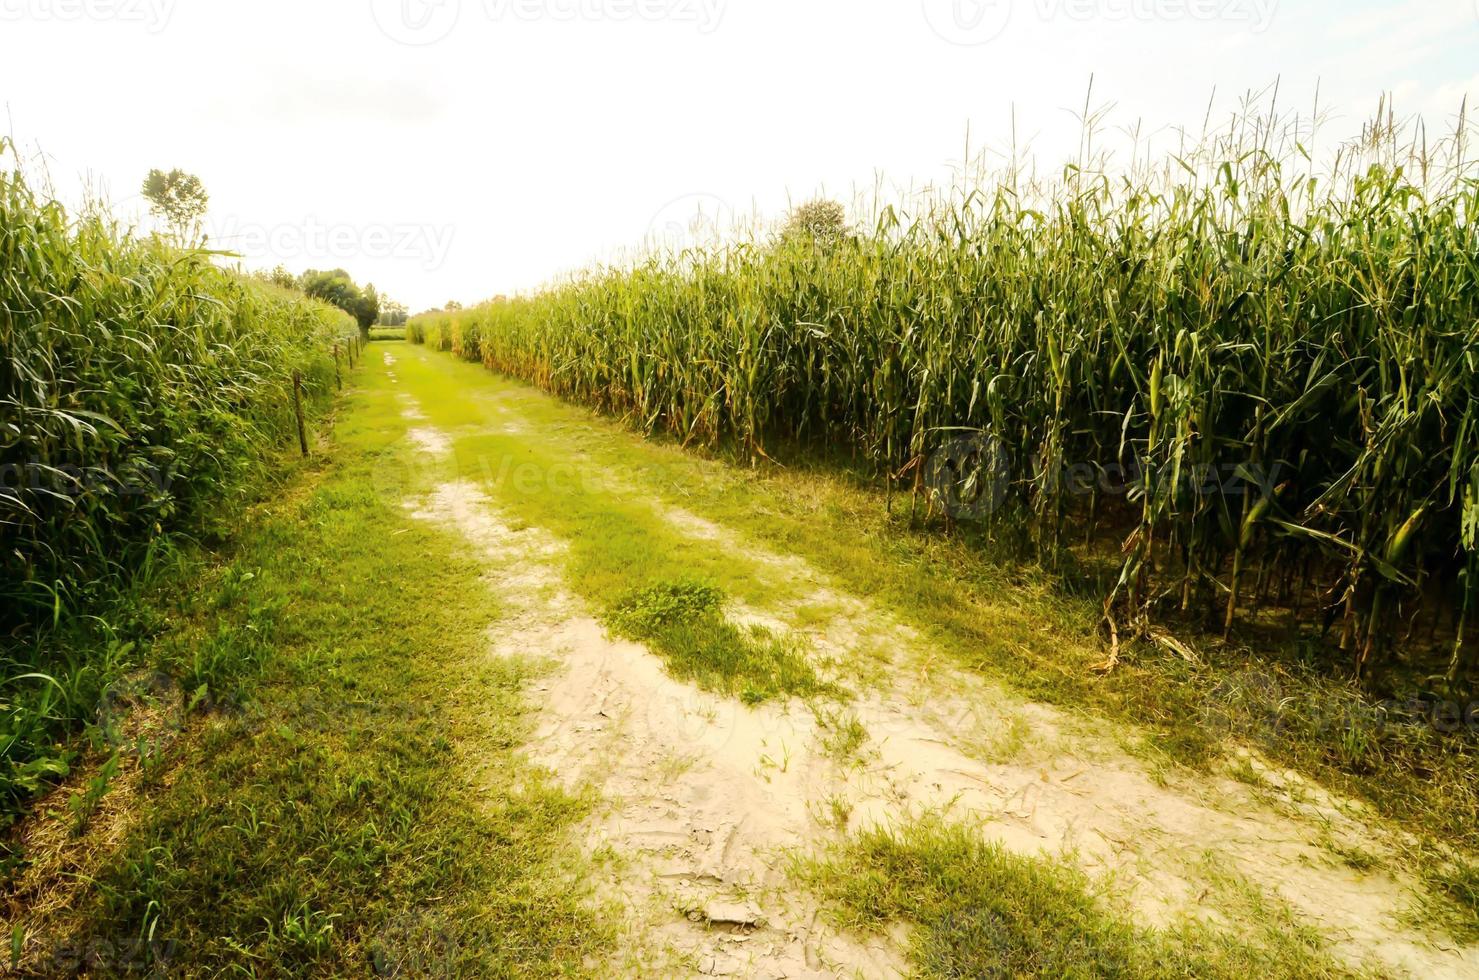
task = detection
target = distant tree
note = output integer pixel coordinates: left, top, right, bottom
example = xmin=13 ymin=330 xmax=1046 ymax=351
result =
xmin=358 ymin=284 xmax=381 ymax=332
xmin=378 ymin=299 xmax=409 ymax=326
xmin=444 ymin=300 xmax=464 ymax=311
xmin=266 ymin=264 xmax=297 ymax=289
xmin=299 ymin=268 xmax=356 ymax=308
xmin=299 ymin=268 xmax=379 ymax=337
xmin=779 ymin=199 xmax=850 ymax=249
xmin=142 ymin=168 xmax=209 ymax=245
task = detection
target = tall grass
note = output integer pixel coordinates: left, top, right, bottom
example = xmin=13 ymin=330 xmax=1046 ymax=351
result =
xmin=412 ymin=100 xmax=1479 ymax=685
xmin=0 ymin=143 xmax=357 ymax=824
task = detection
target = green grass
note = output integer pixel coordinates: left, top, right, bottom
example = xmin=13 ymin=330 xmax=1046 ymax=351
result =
xmin=800 ymin=818 xmax=1355 ymax=978
xmin=1415 ymin=859 xmax=1479 ymax=945
xmin=6 ymin=352 xmax=611 ymax=975
xmin=0 ymin=143 xmax=361 ymax=830
xmin=606 ymin=581 xmax=836 ymax=703
xmin=814 ymin=707 xmax=869 ymax=763
xmin=383 ymin=340 xmax=1479 ymax=935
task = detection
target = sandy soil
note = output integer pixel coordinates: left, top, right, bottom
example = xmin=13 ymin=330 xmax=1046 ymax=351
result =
xmin=402 ymin=405 xmax=1479 ymax=980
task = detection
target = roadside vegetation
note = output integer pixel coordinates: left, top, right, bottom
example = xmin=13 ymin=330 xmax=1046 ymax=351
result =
xmin=410 ymin=102 xmax=1478 ymax=688
xmin=406 ymin=101 xmax=1479 ymax=938
xmin=800 ymin=818 xmax=1356 ymax=978
xmin=0 ymin=144 xmax=357 ymax=847
xmin=3 ymin=355 xmax=612 ymax=974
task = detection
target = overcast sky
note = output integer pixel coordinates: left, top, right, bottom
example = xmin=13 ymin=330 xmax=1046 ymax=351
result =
xmin=3 ymin=0 xmax=1477 ymax=311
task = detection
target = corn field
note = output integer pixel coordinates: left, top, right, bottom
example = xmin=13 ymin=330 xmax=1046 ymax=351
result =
xmin=412 ymin=104 xmax=1479 ymax=683
xmin=0 ymin=144 xmax=357 ymax=816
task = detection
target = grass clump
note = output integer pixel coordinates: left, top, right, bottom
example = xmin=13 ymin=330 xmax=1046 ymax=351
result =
xmin=800 ymin=818 xmax=1353 ymax=978
xmin=608 ymin=580 xmax=725 ymax=634
xmin=607 ymin=581 xmax=836 ymax=703
xmin=1413 ymin=859 xmax=1479 ymax=944
xmin=815 ymin=707 xmax=869 ymax=763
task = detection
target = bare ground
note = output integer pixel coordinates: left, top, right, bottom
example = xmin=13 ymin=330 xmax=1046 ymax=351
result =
xmin=401 ymin=396 xmax=1479 ymax=979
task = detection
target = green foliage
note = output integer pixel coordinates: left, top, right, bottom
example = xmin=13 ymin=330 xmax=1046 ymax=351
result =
xmin=801 ymin=818 xmax=1350 ymax=977
xmin=607 ymin=582 xmax=835 ymax=702
xmin=140 ymin=168 xmax=208 ymax=244
xmin=298 ymin=268 xmax=381 ymax=333
xmin=0 ymin=142 xmax=356 ymax=827
xmin=778 ymin=198 xmax=850 ymax=248
xmin=376 ymin=297 xmax=409 ymax=326
xmin=607 ymin=580 xmax=724 ymax=634
xmin=410 ymin=104 xmax=1479 ymax=682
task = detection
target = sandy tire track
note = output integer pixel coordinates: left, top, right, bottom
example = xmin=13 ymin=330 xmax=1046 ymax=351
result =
xmin=411 ymin=480 xmax=904 ymax=977
xmin=397 ymin=399 xmax=1479 ymax=979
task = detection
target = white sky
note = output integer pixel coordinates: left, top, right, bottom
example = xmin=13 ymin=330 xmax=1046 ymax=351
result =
xmin=2 ymin=0 xmax=1477 ymax=311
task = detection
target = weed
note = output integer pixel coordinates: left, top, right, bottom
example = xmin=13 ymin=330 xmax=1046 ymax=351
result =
xmin=815 ymin=707 xmax=869 ymax=764
xmin=65 ymin=752 xmax=120 ymax=836
xmin=800 ymin=817 xmax=1355 ymax=977
xmin=608 ymin=582 xmax=836 ymax=702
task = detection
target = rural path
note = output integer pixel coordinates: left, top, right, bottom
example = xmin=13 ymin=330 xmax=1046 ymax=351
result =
xmin=376 ymin=342 xmax=1479 ymax=978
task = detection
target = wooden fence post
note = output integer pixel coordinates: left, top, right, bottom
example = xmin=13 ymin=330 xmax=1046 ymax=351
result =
xmin=333 ymin=343 xmax=342 ymax=390
xmin=292 ymin=370 xmax=309 ymax=457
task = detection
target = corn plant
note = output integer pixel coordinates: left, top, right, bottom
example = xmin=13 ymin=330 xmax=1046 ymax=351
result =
xmin=413 ymin=103 xmax=1478 ymax=685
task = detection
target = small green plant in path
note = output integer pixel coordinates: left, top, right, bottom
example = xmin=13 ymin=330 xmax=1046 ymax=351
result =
xmin=608 ymin=580 xmax=725 ymax=635
xmin=800 ymin=818 xmax=1353 ymax=978
xmin=607 ymin=581 xmax=836 ymax=703
xmin=8 ymin=354 xmax=611 ymax=975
